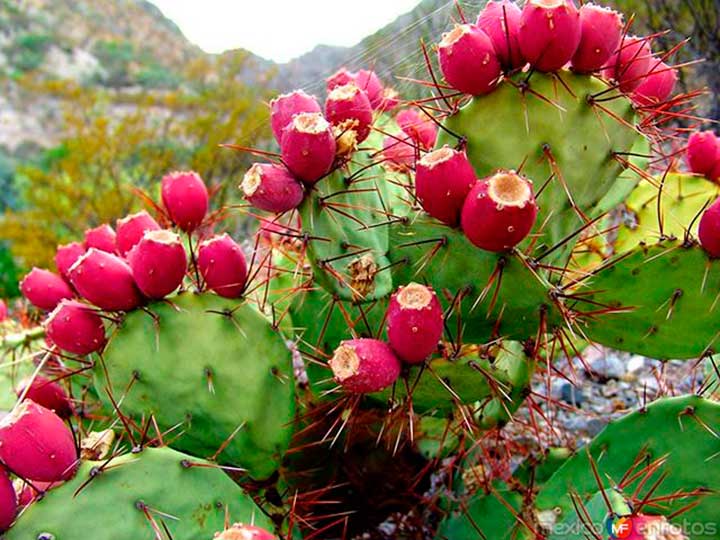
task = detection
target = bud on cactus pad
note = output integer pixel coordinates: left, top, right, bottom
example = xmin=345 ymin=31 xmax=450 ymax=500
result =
xmin=55 ymin=242 xmax=86 ymax=282
xmin=438 ymin=24 xmax=502 ymax=95
xmin=699 ymin=197 xmax=720 ymax=258
xmin=270 ymin=90 xmax=321 ymax=143
xmin=20 ymin=268 xmax=74 ymax=311
xmin=84 ymin=224 xmax=116 ymax=253
xmin=15 ymin=375 xmax=73 ymax=419
xmin=325 ymin=83 xmax=374 ymax=143
xmin=127 ymin=230 xmax=187 ymax=299
xmin=161 ymin=170 xmax=209 ymax=232
xmin=329 ymin=338 xmax=401 ymax=393
xmin=115 ymin=210 xmax=161 ymax=257
xmin=0 ymin=468 xmax=16 ymax=532
xmin=198 ymin=234 xmax=248 ymax=298
xmin=461 ymin=171 xmax=538 ymax=252
xmin=0 ymin=400 xmax=77 ymax=482
xmin=45 ymin=300 xmax=106 ymax=355
xmin=69 ymin=248 xmax=144 ymax=311
xmin=396 ymin=108 xmax=437 ymax=151
xmin=476 ymin=0 xmax=523 ymax=70
xmin=386 ymin=283 xmax=444 ymax=364
xmin=215 ymin=524 xmax=277 ymax=540
xmin=571 ymin=3 xmax=623 ymax=73
xmin=280 ymin=112 xmax=337 ymax=184
xmin=242 ymin=163 xmax=304 ymax=213
xmin=686 ymin=131 xmax=719 ymax=177
xmin=519 ymin=0 xmax=582 ymax=72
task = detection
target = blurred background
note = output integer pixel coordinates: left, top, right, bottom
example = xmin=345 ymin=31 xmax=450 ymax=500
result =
xmin=0 ymin=0 xmax=717 ymax=298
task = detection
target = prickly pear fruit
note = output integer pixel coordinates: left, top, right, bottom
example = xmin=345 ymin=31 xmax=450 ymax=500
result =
xmin=69 ymin=249 xmax=143 ymax=311
xmin=215 ymin=524 xmax=277 ymax=540
xmin=326 ymin=68 xmax=355 ymax=91
xmin=628 ymin=515 xmax=687 ymax=540
xmin=0 ymin=468 xmax=16 ymax=532
xmin=476 ymin=0 xmax=523 ymax=70
xmin=0 ymin=400 xmax=77 ymax=482
xmin=386 ymin=283 xmax=443 ymax=364
xmin=241 ymin=163 xmax=304 ymax=213
xmin=571 ymin=3 xmax=623 ymax=73
xmin=699 ymin=197 xmax=720 ymax=258
xmin=198 ymin=234 xmax=248 ymax=298
xmin=14 ymin=479 xmax=55 ymax=508
xmin=632 ymin=60 xmax=677 ymax=105
xmin=396 ymin=109 xmax=437 ymax=151
xmin=127 ymin=230 xmax=187 ymax=299
xmin=84 ymin=224 xmax=116 ymax=253
xmin=15 ymin=376 xmax=72 ymax=419
xmin=519 ymin=0 xmax=582 ymax=72
xmin=329 ymin=338 xmax=401 ymax=393
xmin=281 ymin=112 xmax=336 ymax=184
xmin=0 ymin=300 xmax=6 ymax=322
xmin=45 ymin=300 xmax=106 ymax=355
xmin=325 ymin=83 xmax=374 ymax=143
xmin=270 ymin=90 xmax=322 ymax=143
xmin=415 ymin=146 xmax=477 ymax=226
xmin=115 ymin=210 xmax=161 ymax=257
xmin=438 ymin=24 xmax=502 ymax=95
xmin=55 ymin=242 xmax=86 ymax=282
xmin=604 ymin=35 xmax=653 ymax=92
xmin=354 ymin=69 xmax=384 ymax=109
xmin=461 ymin=171 xmax=538 ymax=252
xmin=382 ymin=134 xmax=417 ymax=171
xmin=686 ymin=131 xmax=719 ymax=177
xmin=161 ymin=171 xmax=209 ymax=232
xmin=378 ymin=87 xmax=400 ymax=112
xmin=20 ymin=268 xmax=74 ymax=311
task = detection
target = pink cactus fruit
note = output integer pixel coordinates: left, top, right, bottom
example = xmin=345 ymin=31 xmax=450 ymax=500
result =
xmin=386 ymin=283 xmax=444 ymax=364
xmin=415 ymin=146 xmax=478 ymax=226
xmin=15 ymin=375 xmax=73 ymax=419
xmin=161 ymin=171 xmax=209 ymax=233
xmin=14 ymin=479 xmax=55 ymax=509
xmin=628 ymin=515 xmax=687 ymax=540
xmin=570 ymin=3 xmax=623 ymax=73
xmin=461 ymin=171 xmax=539 ymax=252
xmin=476 ymin=0 xmax=524 ymax=70
xmin=0 ymin=299 xmax=6 ymax=322
xmin=45 ymin=300 xmax=106 ymax=355
xmin=437 ymin=24 xmax=502 ymax=95
xmin=270 ymin=90 xmax=322 ymax=143
xmin=127 ymin=230 xmax=187 ymax=299
xmin=710 ymin=158 xmax=720 ymax=183
xmin=354 ymin=69 xmax=384 ymax=109
xmin=241 ymin=163 xmax=304 ymax=213
xmin=84 ymin=224 xmax=117 ymax=254
xmin=378 ymin=88 xmax=400 ymax=113
xmin=55 ymin=242 xmax=86 ymax=283
xmin=699 ymin=197 xmax=720 ymax=258
xmin=518 ymin=0 xmax=582 ymax=72
xmin=115 ymin=210 xmax=161 ymax=257
xmin=328 ymin=338 xmax=401 ymax=393
xmin=603 ymin=35 xmax=653 ymax=92
xmin=68 ymin=249 xmax=144 ymax=311
xmin=281 ymin=112 xmax=337 ymax=184
xmin=632 ymin=59 xmax=677 ymax=106
xmin=198 ymin=234 xmax=248 ymax=299
xmin=0 ymin=467 xmax=16 ymax=532
xmin=325 ymin=83 xmax=374 ymax=144
xmin=686 ymin=131 xmax=720 ymax=177
xmin=214 ymin=523 xmax=277 ymax=540
xmin=0 ymin=400 xmax=78 ymax=482
xmin=396 ymin=109 xmax=437 ymax=151
xmin=20 ymin=268 xmax=74 ymax=311
xmin=382 ymin=134 xmax=417 ymax=171
xmin=326 ymin=68 xmax=356 ymax=92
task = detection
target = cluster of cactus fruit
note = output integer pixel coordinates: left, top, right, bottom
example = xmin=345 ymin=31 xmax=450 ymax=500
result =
xmin=3 ymin=0 xmax=720 ymax=538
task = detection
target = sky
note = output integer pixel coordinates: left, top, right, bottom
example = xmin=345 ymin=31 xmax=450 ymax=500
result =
xmin=149 ymin=0 xmax=423 ymax=63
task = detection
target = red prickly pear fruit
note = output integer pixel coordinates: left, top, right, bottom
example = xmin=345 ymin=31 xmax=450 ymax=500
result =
xmin=198 ymin=234 xmax=248 ymax=299
xmin=476 ymin=0 xmax=524 ymax=70
xmin=710 ymin=159 xmax=720 ymax=183
xmin=241 ymin=163 xmax=304 ymax=213
xmin=270 ymin=90 xmax=322 ymax=143
xmin=45 ymin=300 xmax=106 ymax=355
xmin=603 ymin=35 xmax=653 ymax=92
xmin=415 ymin=146 xmax=477 ymax=226
xmin=215 ymin=523 xmax=277 ymax=540
xmin=84 ymin=224 xmax=117 ymax=254
xmin=16 ymin=375 xmax=72 ymax=419
xmin=14 ymin=479 xmax=55 ymax=508
xmin=386 ymin=283 xmax=443 ymax=364
xmin=396 ymin=109 xmax=437 ymax=151
xmin=627 ymin=515 xmax=686 ymax=540
xmin=354 ymin=69 xmax=384 ymax=109
xmin=518 ymin=0 xmax=582 ymax=73
xmin=115 ymin=210 xmax=161 ymax=257
xmin=127 ymin=230 xmax=187 ymax=299
xmin=55 ymin=242 xmax=86 ymax=282
xmin=326 ymin=68 xmax=356 ymax=91
xmin=280 ymin=112 xmax=337 ymax=184
xmin=0 ymin=400 xmax=78 ymax=482
xmin=632 ymin=60 xmax=677 ymax=106
xmin=20 ymin=268 xmax=74 ymax=311
xmin=461 ymin=171 xmax=539 ymax=252
xmin=699 ymin=198 xmax=720 ymax=258
xmin=0 ymin=300 xmax=6 ymax=322
xmin=68 ymin=249 xmax=144 ymax=311
xmin=378 ymin=88 xmax=400 ymax=113
xmin=0 ymin=468 xmax=16 ymax=532
xmin=686 ymin=131 xmax=720 ymax=177
xmin=161 ymin=171 xmax=209 ymax=233
xmin=382 ymin=135 xmax=417 ymax=172
xmin=437 ymin=24 xmax=502 ymax=96
xmin=570 ymin=3 xmax=623 ymax=73
xmin=328 ymin=338 xmax=401 ymax=394
xmin=325 ymin=83 xmax=374 ymax=144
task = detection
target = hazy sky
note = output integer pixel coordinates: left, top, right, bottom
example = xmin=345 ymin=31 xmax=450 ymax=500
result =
xmin=149 ymin=0 xmax=423 ymax=63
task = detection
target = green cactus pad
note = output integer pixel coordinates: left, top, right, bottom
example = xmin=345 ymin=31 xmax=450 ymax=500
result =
xmin=94 ymin=292 xmax=295 ymax=480
xmin=536 ymin=396 xmax=720 ymax=540
xmin=573 ymin=240 xmax=720 ymax=359
xmin=437 ymin=71 xmax=640 ymax=262
xmin=6 ymin=447 xmax=272 ymax=539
